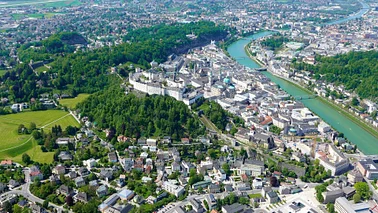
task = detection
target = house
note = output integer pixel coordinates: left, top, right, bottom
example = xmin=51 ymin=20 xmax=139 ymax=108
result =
xmin=171 ymin=162 xmax=181 ymax=172
xmin=56 ymin=138 xmax=72 ymax=146
xmin=31 ymin=204 xmax=47 ymax=213
xmin=252 ymin=178 xmax=263 ymax=189
xmin=147 ymin=138 xmax=157 ymax=146
xmin=162 ymin=136 xmax=172 ymax=144
xmin=208 ymin=184 xmax=221 ymax=193
xmin=189 ymin=199 xmax=205 ymax=213
xmin=100 ymin=169 xmax=113 ymax=182
xmin=0 ymin=160 xmax=13 ymax=167
xmin=108 ymin=152 xmax=118 ymax=163
xmin=119 ymin=189 xmax=135 ymax=201
xmin=322 ymin=189 xmax=344 ymax=204
xmin=67 ymin=171 xmax=77 ymax=179
xmin=89 ymin=180 xmax=99 ymax=188
xmin=97 ymin=185 xmax=108 ymax=197
xmin=58 ymin=151 xmax=73 ymax=161
xmin=83 ymin=158 xmax=97 ymax=169
xmin=221 ymin=203 xmax=249 ymax=213
xmin=8 ymin=179 xmax=20 ymax=189
xmin=162 ymin=181 xmax=185 ymax=197
xmin=75 ymin=192 xmax=89 ymax=203
xmin=267 ymin=191 xmax=279 ymax=204
xmin=75 ymin=177 xmax=86 ymax=187
xmin=79 ymin=167 xmax=90 ymax=176
xmin=52 ymin=165 xmax=66 ymax=175
xmin=279 ymin=185 xmax=292 ymax=195
xmin=181 ymin=138 xmax=190 ymax=144
xmin=192 ymin=180 xmax=212 ymax=190
xmin=17 ymin=200 xmax=28 ymax=208
xmin=137 ymin=138 xmax=146 ymax=146
xmin=261 ymin=186 xmax=272 ymax=197
xmin=253 ymin=133 xmax=275 ymax=149
xmin=30 ymin=166 xmax=44 ymax=182
xmin=357 ymin=158 xmax=378 ymax=180
xmin=240 ymin=159 xmax=264 ymax=176
xmin=56 ymin=185 xmax=73 ymax=196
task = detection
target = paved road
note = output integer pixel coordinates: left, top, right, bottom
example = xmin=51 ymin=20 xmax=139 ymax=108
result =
xmin=0 ymin=168 xmax=73 ymax=213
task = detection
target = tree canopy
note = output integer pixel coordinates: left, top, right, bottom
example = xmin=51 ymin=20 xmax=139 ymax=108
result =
xmin=78 ymin=87 xmax=205 ymax=140
xmin=293 ymin=51 xmax=378 ymax=100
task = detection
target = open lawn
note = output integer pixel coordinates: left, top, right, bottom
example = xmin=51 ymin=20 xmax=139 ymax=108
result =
xmin=248 ymin=193 xmax=262 ymax=199
xmin=59 ymin=93 xmax=90 ymax=109
xmin=9 ymin=140 xmax=55 ymax=164
xmin=0 ymin=0 xmax=81 ymax=8
xmin=0 ymin=110 xmax=79 ymax=162
xmin=35 ymin=65 xmax=49 ymax=73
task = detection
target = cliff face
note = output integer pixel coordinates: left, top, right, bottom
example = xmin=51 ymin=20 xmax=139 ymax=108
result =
xmin=172 ymin=31 xmax=228 ymax=55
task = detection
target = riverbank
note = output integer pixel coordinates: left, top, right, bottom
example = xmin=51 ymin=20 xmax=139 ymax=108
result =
xmin=244 ymin=43 xmax=265 ymax=67
xmin=244 ymin=42 xmax=378 ymax=142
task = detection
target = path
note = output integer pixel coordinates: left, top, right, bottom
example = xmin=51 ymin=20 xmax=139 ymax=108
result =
xmin=40 ymin=113 xmax=71 ymax=128
xmin=0 ymin=136 xmax=32 ymax=153
xmin=0 ymin=112 xmax=79 ymax=153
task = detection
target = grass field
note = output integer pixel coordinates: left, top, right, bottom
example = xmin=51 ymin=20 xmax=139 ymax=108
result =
xmin=10 ymin=140 xmax=55 ymax=164
xmin=0 ymin=110 xmax=79 ymax=163
xmin=59 ymin=94 xmax=90 ymax=109
xmin=0 ymin=70 xmax=7 ymax=76
xmin=12 ymin=12 xmax=59 ymax=20
xmin=35 ymin=65 xmax=49 ymax=73
xmin=0 ymin=0 xmax=81 ymax=8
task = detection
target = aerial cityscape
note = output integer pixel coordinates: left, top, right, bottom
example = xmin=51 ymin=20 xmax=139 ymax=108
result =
xmin=0 ymin=0 xmax=378 ymax=213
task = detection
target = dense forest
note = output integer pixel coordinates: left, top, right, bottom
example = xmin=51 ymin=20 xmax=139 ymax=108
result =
xmin=0 ymin=21 xmax=228 ymax=103
xmin=293 ymin=51 xmax=378 ymax=100
xmin=77 ymin=87 xmax=206 ymax=140
xmin=192 ymin=98 xmax=244 ymax=132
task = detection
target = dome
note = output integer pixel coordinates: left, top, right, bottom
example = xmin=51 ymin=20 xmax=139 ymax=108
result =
xmin=223 ymin=77 xmax=231 ymax=84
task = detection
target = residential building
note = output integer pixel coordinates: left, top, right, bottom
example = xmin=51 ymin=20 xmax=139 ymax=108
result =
xmin=162 ymin=181 xmax=185 ymax=197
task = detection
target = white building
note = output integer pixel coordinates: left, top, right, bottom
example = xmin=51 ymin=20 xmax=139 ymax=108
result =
xmin=162 ymin=181 xmax=185 ymax=197
xmin=335 ymin=197 xmax=370 ymax=213
xmin=315 ymin=144 xmax=349 ymax=176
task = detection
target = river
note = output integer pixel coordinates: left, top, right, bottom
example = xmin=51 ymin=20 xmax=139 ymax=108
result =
xmin=227 ymin=31 xmax=378 ymax=155
xmin=324 ymin=0 xmax=370 ymax=26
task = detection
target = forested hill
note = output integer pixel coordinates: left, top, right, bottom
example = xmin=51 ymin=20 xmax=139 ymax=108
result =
xmin=18 ymin=32 xmax=87 ymax=62
xmin=293 ymin=51 xmax=378 ymax=100
xmin=77 ymin=87 xmax=206 ymax=140
xmin=0 ymin=21 xmax=229 ymax=103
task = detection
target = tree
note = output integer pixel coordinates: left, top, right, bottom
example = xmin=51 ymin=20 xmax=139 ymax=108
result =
xmin=42 ymin=200 xmax=49 ymax=209
xmin=326 ymin=203 xmax=335 ymax=213
xmin=351 ymin=97 xmax=359 ymax=106
xmin=66 ymin=195 xmax=74 ymax=206
xmin=32 ymin=130 xmax=42 ymax=140
xmin=353 ymin=193 xmax=361 ymax=203
xmin=22 ymin=153 xmax=31 ymax=165
xmin=354 ymin=182 xmax=371 ymax=200
xmin=3 ymin=201 xmax=12 ymax=213
xmin=270 ymin=176 xmax=279 ymax=187
xmin=222 ymin=163 xmax=232 ymax=177
xmin=29 ymin=122 xmax=37 ymax=131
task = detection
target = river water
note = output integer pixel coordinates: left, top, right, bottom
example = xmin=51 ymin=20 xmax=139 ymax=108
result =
xmin=227 ymin=30 xmax=378 ymax=155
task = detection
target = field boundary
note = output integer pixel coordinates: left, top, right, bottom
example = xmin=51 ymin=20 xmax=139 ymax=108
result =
xmin=0 ymin=136 xmax=32 ymax=153
xmin=0 ymin=112 xmax=79 ymax=154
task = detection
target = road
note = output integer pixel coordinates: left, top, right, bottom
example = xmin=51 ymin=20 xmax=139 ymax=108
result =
xmin=1 ymin=168 xmax=72 ymax=213
xmin=364 ymin=177 xmax=378 ymax=201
